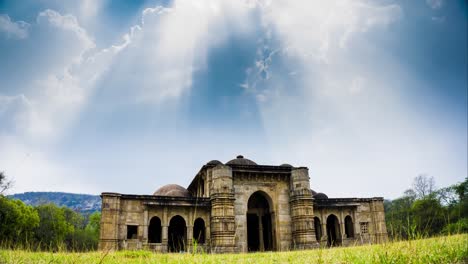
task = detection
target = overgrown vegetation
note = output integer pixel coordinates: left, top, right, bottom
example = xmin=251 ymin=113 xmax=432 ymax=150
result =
xmin=385 ymin=175 xmax=468 ymax=239
xmin=0 ymin=172 xmax=101 ymax=252
xmin=0 ymin=197 xmax=101 ymax=251
xmin=0 ymin=235 xmax=466 ymax=263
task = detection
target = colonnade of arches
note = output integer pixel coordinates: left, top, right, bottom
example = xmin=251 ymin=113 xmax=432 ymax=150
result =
xmin=313 ymin=214 xmax=355 ymax=246
xmin=146 ymin=196 xmax=355 ymax=252
xmin=147 ymin=215 xmax=206 ymax=252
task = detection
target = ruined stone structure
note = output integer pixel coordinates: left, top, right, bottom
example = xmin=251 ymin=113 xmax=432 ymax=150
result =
xmin=99 ymin=155 xmax=388 ymax=252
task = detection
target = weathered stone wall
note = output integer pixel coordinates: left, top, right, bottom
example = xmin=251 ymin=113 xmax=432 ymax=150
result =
xmin=100 ymin=160 xmax=388 ymax=253
xmin=99 ymin=193 xmax=121 ymax=251
xmin=98 ymin=194 xmax=211 ymax=252
xmin=313 ymin=198 xmax=388 ymax=247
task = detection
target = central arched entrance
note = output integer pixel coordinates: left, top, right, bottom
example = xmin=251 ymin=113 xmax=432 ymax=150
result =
xmin=168 ymin=215 xmax=186 ymax=252
xmin=326 ymin=214 xmax=341 ymax=247
xmin=247 ymin=191 xmax=274 ymax=252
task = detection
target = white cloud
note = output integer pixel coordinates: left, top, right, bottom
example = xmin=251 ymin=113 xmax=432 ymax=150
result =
xmin=257 ymin=1 xmax=402 ymax=62
xmin=37 ymin=9 xmax=95 ymax=61
xmin=0 ymin=8 xmax=134 ymax=193
xmin=239 ymin=0 xmax=461 ymax=198
xmin=110 ymin=1 xmax=255 ymax=103
xmin=0 ymin=14 xmax=30 ymax=39
xmin=426 ymin=0 xmax=444 ymax=9
xmin=0 ymin=2 xmax=254 ymax=192
xmin=2 ymin=9 xmax=135 ymax=142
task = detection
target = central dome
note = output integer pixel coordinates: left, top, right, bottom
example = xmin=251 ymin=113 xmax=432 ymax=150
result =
xmin=226 ymin=155 xmax=257 ymax=166
xmin=153 ymin=184 xmax=191 ymax=197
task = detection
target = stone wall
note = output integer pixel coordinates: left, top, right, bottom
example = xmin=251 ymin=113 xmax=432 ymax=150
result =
xmin=99 ymin=161 xmax=388 ymax=253
xmin=99 ymin=193 xmax=211 ymax=252
xmin=232 ymin=171 xmax=292 ymax=252
xmin=313 ymin=198 xmax=388 ymax=247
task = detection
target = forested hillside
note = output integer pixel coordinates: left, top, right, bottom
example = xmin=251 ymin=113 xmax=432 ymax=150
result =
xmin=8 ymin=192 xmax=101 ymax=213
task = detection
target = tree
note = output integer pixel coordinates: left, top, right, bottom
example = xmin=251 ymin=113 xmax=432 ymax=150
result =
xmin=411 ymin=195 xmax=445 ymax=236
xmin=0 ymin=197 xmax=39 ymax=246
xmin=0 ymin=171 xmax=13 ymax=195
xmin=86 ymin=211 xmax=101 ymax=238
xmin=412 ymin=174 xmax=435 ymax=199
xmin=35 ymin=204 xmax=73 ymax=250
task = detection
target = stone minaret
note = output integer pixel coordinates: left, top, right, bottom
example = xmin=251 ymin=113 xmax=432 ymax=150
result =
xmin=209 ymin=165 xmax=236 ymax=252
xmin=289 ymin=167 xmax=318 ymax=249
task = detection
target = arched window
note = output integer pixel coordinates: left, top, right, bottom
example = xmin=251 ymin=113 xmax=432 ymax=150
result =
xmin=345 ymin=215 xmax=354 ymax=238
xmin=193 ymin=218 xmax=205 ymax=244
xmin=148 ymin=216 xmax=162 ymax=243
xmin=314 ymin=217 xmax=322 ymax=241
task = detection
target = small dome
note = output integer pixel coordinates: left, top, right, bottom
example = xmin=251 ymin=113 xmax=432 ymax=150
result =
xmin=280 ymin=163 xmax=293 ymax=167
xmin=226 ymin=155 xmax=257 ymax=166
xmin=153 ymin=184 xmax=191 ymax=197
xmin=314 ymin=192 xmax=328 ymax=199
xmin=207 ymin=160 xmax=223 ymax=165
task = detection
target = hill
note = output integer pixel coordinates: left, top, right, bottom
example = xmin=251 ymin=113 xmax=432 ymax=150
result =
xmin=8 ymin=192 xmax=101 ymax=213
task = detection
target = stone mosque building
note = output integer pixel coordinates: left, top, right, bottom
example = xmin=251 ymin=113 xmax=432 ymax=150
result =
xmin=99 ymin=155 xmax=388 ymax=252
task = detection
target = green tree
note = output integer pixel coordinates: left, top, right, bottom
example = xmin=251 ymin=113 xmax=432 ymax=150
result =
xmin=411 ymin=195 xmax=445 ymax=236
xmin=35 ymin=204 xmax=73 ymax=250
xmin=86 ymin=212 xmax=101 ymax=238
xmin=0 ymin=197 xmax=39 ymax=246
xmin=385 ymin=191 xmax=414 ymax=239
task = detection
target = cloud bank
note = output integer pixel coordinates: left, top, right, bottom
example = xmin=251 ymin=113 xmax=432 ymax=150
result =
xmin=0 ymin=0 xmax=465 ymax=198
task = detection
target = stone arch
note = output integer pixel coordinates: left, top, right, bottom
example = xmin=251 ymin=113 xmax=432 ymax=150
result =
xmin=344 ymin=215 xmax=354 ymax=238
xmin=326 ymin=214 xmax=341 ymax=247
xmin=148 ymin=216 xmax=162 ymax=243
xmin=193 ymin=217 xmax=206 ymax=244
xmin=313 ymin=216 xmax=322 ymax=241
xmin=246 ymin=191 xmax=275 ymax=252
xmin=168 ymin=215 xmax=187 ymax=252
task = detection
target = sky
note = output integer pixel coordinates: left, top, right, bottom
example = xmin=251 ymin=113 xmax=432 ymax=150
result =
xmin=0 ymin=0 xmax=466 ymax=199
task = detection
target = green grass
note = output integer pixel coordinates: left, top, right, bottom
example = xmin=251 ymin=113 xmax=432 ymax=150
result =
xmin=1 ymin=234 xmax=467 ymax=264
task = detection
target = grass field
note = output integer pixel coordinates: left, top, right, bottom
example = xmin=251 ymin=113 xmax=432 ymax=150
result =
xmin=1 ymin=234 xmax=467 ymax=264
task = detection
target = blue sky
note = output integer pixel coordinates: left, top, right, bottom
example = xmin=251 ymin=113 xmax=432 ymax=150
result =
xmin=0 ymin=0 xmax=466 ymax=199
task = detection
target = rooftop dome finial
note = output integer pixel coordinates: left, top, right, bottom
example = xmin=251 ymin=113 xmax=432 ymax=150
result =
xmin=226 ymin=155 xmax=257 ymax=166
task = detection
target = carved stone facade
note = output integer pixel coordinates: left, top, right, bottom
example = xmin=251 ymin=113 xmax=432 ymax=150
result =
xmin=99 ymin=155 xmax=388 ymax=252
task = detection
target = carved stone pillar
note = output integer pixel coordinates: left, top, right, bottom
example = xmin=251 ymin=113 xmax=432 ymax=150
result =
xmin=289 ymin=168 xmax=318 ymax=249
xmin=210 ymin=165 xmax=236 ymax=253
xmin=258 ymin=213 xmax=264 ymax=251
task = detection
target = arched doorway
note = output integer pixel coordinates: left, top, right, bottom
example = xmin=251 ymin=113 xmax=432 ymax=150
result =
xmin=148 ymin=216 xmax=162 ymax=243
xmin=168 ymin=215 xmax=186 ymax=252
xmin=193 ymin=218 xmax=205 ymax=244
xmin=344 ymin=215 xmax=354 ymax=238
xmin=326 ymin=214 xmax=341 ymax=246
xmin=314 ymin=217 xmax=322 ymax=242
xmin=247 ymin=191 xmax=274 ymax=252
